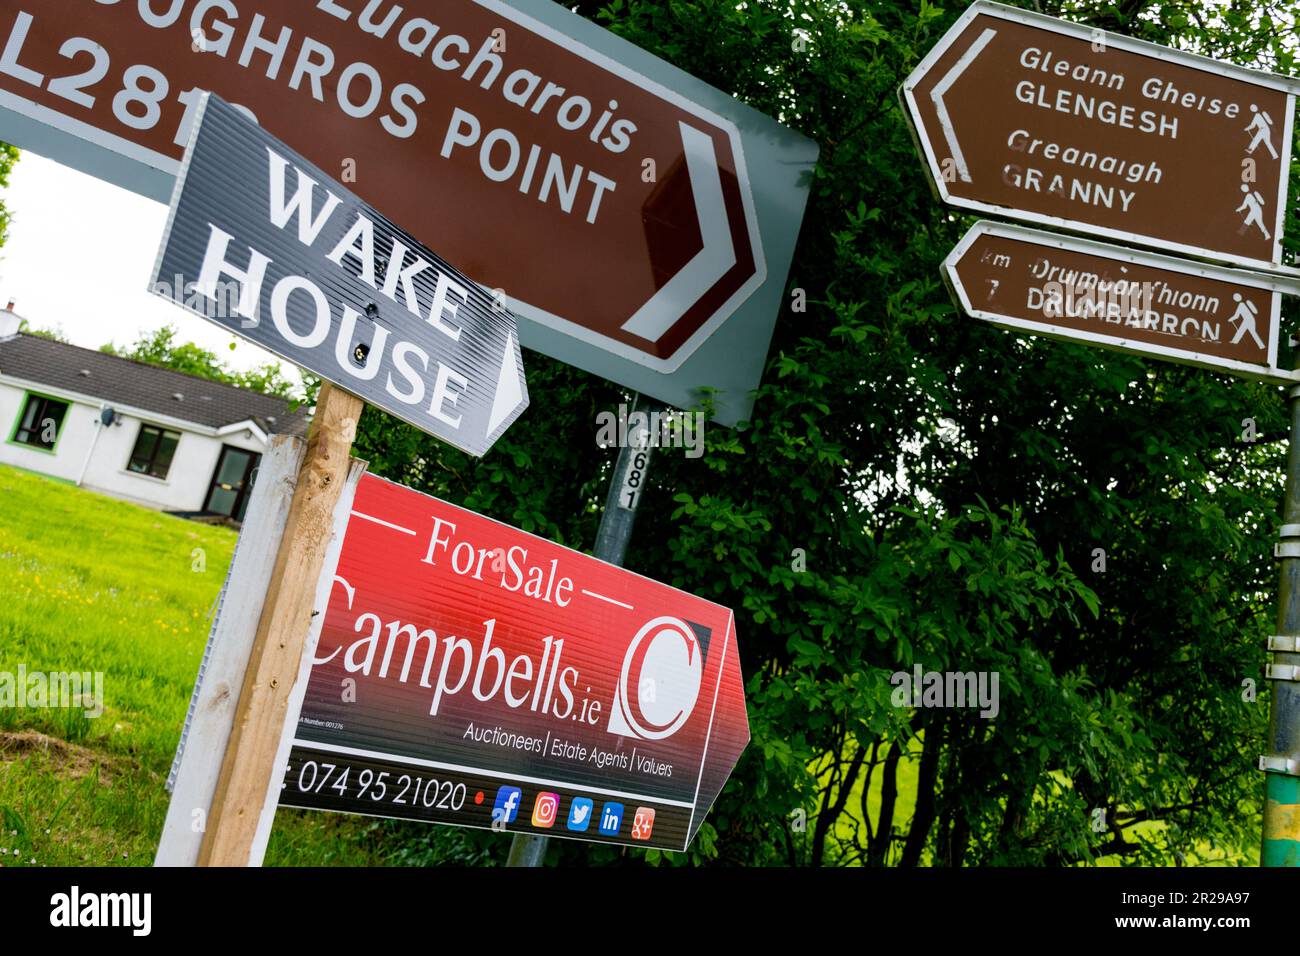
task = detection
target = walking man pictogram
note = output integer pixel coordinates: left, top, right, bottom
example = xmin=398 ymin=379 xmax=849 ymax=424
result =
xmin=1245 ymin=104 xmax=1279 ymax=160
xmin=1237 ymin=184 xmax=1272 ymax=240
xmin=1229 ymin=293 xmax=1266 ymax=350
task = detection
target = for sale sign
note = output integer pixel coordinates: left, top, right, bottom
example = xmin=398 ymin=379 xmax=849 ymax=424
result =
xmin=278 ymin=474 xmax=749 ymax=851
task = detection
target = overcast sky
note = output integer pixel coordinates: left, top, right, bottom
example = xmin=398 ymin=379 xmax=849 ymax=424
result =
xmin=0 ymin=150 xmax=287 ymax=374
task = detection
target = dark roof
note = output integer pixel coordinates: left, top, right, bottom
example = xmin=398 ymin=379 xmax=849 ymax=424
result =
xmin=0 ymin=333 xmax=309 ymax=436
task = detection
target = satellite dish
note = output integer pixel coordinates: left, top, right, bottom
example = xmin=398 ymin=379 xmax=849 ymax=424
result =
xmin=100 ymin=407 xmax=116 ymax=426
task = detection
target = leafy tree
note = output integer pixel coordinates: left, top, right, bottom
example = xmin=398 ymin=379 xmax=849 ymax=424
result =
xmin=101 ymin=324 xmax=299 ymax=400
xmin=331 ymin=0 xmax=1291 ymax=866
xmin=16 ymin=317 xmax=67 ymax=342
xmin=0 ymin=141 xmax=18 ymax=248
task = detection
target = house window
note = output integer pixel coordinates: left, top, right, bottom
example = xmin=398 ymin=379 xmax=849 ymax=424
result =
xmin=11 ymin=393 xmax=68 ymax=451
xmin=127 ymin=425 xmax=180 ymax=480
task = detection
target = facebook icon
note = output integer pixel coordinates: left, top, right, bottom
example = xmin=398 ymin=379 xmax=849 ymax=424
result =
xmin=493 ymin=786 xmax=522 ymax=824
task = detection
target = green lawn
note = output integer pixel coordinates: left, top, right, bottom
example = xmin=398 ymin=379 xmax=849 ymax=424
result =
xmin=0 ymin=464 xmax=402 ymax=866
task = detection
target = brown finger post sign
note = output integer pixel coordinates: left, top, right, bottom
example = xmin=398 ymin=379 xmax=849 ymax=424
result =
xmin=0 ymin=1 xmax=817 ymax=423
xmin=903 ymin=1 xmax=1300 ymax=269
xmin=944 ymin=221 xmax=1300 ymax=383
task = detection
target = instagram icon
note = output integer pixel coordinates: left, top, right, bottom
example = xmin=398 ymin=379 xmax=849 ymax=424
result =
xmin=532 ymin=792 xmax=560 ymax=828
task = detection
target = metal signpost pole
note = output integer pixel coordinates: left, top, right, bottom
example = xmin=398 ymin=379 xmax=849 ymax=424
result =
xmin=506 ymin=393 xmax=666 ymax=867
xmin=1263 ymin=384 xmax=1300 ymax=866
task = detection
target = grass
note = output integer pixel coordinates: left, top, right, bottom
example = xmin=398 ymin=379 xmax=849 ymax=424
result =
xmin=0 ymin=464 xmax=404 ymax=866
xmin=812 ymin=738 xmax=1253 ymax=866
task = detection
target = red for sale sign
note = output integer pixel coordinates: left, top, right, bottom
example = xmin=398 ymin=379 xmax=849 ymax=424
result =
xmin=278 ymin=474 xmax=749 ymax=851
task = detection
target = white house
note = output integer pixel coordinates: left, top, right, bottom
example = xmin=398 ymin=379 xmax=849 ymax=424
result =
xmin=0 ymin=305 xmax=308 ymax=522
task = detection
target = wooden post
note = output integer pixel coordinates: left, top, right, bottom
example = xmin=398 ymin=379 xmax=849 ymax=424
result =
xmin=156 ymin=435 xmax=305 ymax=867
xmin=198 ymin=382 xmax=364 ymax=866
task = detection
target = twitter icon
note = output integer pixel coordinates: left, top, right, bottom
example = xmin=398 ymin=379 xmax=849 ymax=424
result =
xmin=567 ymin=797 xmax=594 ymax=832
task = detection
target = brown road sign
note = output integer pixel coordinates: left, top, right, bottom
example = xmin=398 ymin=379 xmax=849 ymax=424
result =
xmin=944 ymin=221 xmax=1300 ymax=384
xmin=903 ymin=1 xmax=1300 ymax=270
xmin=0 ymin=2 xmax=817 ymax=423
